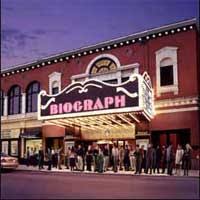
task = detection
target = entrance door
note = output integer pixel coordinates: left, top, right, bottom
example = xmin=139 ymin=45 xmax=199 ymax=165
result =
xmin=46 ymin=137 xmax=63 ymax=152
xmin=151 ymin=129 xmax=191 ymax=148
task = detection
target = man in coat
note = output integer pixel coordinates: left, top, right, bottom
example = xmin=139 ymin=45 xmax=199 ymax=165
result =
xmin=112 ymin=143 xmax=119 ymax=172
xmin=145 ymin=143 xmax=153 ymax=174
xmin=38 ymin=146 xmax=44 ymax=170
xmin=134 ymin=144 xmax=142 ymax=174
xmin=166 ymin=142 xmax=174 ymax=175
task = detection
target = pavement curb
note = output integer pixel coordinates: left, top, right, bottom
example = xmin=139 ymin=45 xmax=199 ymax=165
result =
xmin=15 ymin=168 xmax=199 ymax=178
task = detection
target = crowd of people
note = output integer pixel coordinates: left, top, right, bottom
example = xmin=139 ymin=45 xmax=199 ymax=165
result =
xmin=25 ymin=142 xmax=193 ymax=176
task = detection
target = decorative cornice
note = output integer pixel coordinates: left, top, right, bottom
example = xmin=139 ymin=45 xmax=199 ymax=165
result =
xmin=1 ymin=18 xmax=197 ymax=77
xmin=155 ymin=96 xmax=199 ymax=109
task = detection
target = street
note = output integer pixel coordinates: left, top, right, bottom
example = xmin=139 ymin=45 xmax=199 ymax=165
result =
xmin=1 ymin=171 xmax=199 ymax=199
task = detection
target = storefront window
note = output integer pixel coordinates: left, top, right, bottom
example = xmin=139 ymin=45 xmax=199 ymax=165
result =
xmin=11 ymin=141 xmax=18 ymax=156
xmin=2 ymin=141 xmax=9 ymax=154
xmin=25 ymin=139 xmax=42 ymax=154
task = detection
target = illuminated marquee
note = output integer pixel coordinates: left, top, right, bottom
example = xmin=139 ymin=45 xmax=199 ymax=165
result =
xmin=38 ymin=72 xmax=154 ymax=120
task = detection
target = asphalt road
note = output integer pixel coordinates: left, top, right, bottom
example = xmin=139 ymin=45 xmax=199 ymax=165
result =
xmin=1 ymin=171 xmax=199 ymax=199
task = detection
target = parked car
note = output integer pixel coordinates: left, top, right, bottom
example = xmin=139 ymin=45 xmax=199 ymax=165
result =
xmin=0 ymin=152 xmax=19 ymax=170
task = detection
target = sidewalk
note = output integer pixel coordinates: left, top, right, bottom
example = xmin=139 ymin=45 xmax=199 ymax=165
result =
xmin=17 ymin=165 xmax=199 ymax=177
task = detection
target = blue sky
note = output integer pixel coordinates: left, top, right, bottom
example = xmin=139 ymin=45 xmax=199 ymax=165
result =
xmin=1 ymin=0 xmax=199 ymax=69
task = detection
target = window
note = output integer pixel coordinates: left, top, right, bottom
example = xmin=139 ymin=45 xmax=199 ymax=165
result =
xmin=52 ymin=81 xmax=59 ymax=94
xmin=90 ymin=58 xmax=117 ymax=75
xmin=48 ymin=72 xmax=61 ymax=95
xmin=160 ymin=65 xmax=174 ymax=86
xmin=8 ymin=85 xmax=21 ymax=115
xmin=0 ymin=90 xmax=4 ymax=116
xmin=155 ymin=46 xmax=178 ymax=96
xmin=1 ymin=141 xmax=9 ymax=154
xmin=26 ymin=81 xmax=41 ymax=112
xmin=11 ymin=141 xmax=18 ymax=156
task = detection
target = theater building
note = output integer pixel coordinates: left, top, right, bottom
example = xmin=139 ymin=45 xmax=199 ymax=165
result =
xmin=1 ymin=18 xmax=199 ymax=165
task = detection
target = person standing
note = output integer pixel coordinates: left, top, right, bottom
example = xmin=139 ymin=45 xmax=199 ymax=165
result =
xmin=30 ymin=147 xmax=34 ymax=166
xmin=112 ymin=143 xmax=119 ymax=172
xmin=93 ymin=145 xmax=99 ymax=172
xmin=86 ymin=145 xmax=93 ymax=171
xmin=69 ymin=147 xmax=76 ymax=171
xmin=76 ymin=145 xmax=84 ymax=171
xmin=52 ymin=148 xmax=56 ymax=168
xmin=124 ymin=145 xmax=130 ymax=171
xmin=183 ymin=143 xmax=192 ymax=176
xmin=98 ymin=147 xmax=104 ymax=173
xmin=134 ymin=145 xmax=142 ymax=174
xmin=38 ymin=146 xmax=44 ymax=170
xmin=145 ymin=143 xmax=153 ymax=174
xmin=103 ymin=145 xmax=109 ymax=172
xmin=140 ymin=145 xmax=146 ymax=174
xmin=161 ymin=145 xmax=167 ymax=173
xmin=129 ymin=146 xmax=136 ymax=171
xmin=46 ymin=148 xmax=52 ymax=171
xmin=25 ymin=146 xmax=30 ymax=167
xmin=175 ymin=144 xmax=184 ymax=175
xmin=154 ymin=145 xmax=162 ymax=174
xmin=152 ymin=146 xmax=157 ymax=174
xmin=65 ymin=147 xmax=71 ymax=169
xmin=119 ymin=145 xmax=124 ymax=171
xmin=166 ymin=143 xmax=174 ymax=175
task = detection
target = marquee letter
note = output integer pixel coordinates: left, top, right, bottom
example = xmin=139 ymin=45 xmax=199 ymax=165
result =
xmin=50 ymin=104 xmax=58 ymax=115
xmin=104 ymin=97 xmax=114 ymax=108
xmin=93 ymin=98 xmax=104 ymax=110
xmin=63 ymin=102 xmax=73 ymax=113
xmin=73 ymin=101 xmax=83 ymax=112
xmin=83 ymin=99 xmax=94 ymax=111
xmin=58 ymin=103 xmax=63 ymax=114
xmin=115 ymin=95 xmax=126 ymax=108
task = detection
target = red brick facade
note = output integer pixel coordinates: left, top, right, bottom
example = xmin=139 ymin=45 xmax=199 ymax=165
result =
xmin=1 ymin=19 xmax=199 ymax=157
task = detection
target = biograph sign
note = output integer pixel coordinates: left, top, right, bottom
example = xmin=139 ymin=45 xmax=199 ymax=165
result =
xmin=38 ymin=72 xmax=154 ymax=120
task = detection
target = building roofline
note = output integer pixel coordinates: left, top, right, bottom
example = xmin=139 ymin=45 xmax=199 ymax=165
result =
xmin=1 ymin=18 xmax=197 ymax=74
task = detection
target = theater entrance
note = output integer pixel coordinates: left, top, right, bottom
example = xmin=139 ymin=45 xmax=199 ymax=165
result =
xmin=45 ymin=137 xmax=64 ymax=152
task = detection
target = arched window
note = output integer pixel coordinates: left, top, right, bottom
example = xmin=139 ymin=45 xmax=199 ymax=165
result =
xmin=52 ymin=81 xmax=59 ymax=94
xmin=0 ymin=90 xmax=4 ymax=116
xmin=26 ymin=81 xmax=41 ymax=112
xmin=155 ymin=46 xmax=178 ymax=96
xmin=89 ymin=58 xmax=117 ymax=75
xmin=8 ymin=85 xmax=22 ymax=115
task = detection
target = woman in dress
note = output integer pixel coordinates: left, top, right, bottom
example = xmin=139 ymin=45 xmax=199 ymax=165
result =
xmin=175 ymin=144 xmax=184 ymax=175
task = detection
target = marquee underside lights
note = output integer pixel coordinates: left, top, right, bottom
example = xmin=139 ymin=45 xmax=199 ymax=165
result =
xmin=1 ymin=24 xmax=194 ymax=77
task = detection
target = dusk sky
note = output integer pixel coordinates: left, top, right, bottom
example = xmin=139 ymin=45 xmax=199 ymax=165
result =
xmin=1 ymin=0 xmax=199 ymax=70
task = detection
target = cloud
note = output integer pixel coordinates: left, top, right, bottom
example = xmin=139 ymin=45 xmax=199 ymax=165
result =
xmin=1 ymin=28 xmax=38 ymax=56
